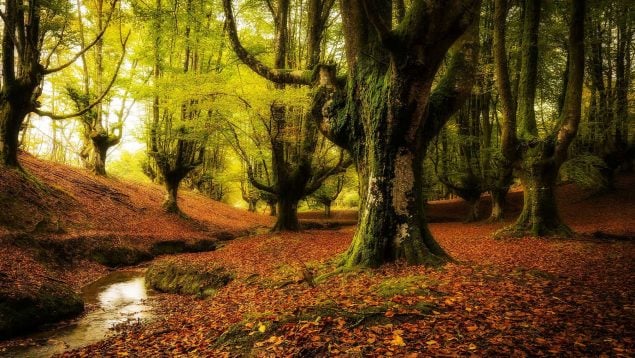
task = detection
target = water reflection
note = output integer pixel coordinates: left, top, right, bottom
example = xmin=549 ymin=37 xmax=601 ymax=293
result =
xmin=2 ymin=271 xmax=153 ymax=358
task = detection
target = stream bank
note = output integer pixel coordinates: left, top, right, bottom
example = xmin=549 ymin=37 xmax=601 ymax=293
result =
xmin=1 ymin=270 xmax=153 ymax=357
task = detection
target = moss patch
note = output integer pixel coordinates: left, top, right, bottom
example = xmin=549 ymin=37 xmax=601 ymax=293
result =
xmin=145 ymin=261 xmax=233 ymax=297
xmin=0 ymin=281 xmax=84 ymax=339
xmin=90 ymin=246 xmax=153 ymax=268
xmin=372 ymin=275 xmax=437 ymax=298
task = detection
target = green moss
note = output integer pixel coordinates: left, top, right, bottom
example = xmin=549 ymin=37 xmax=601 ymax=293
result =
xmin=145 ymin=261 xmax=233 ymax=297
xmin=372 ymin=275 xmax=437 ymax=298
xmin=0 ymin=282 xmax=84 ymax=339
xmin=90 ymin=246 xmax=152 ymax=267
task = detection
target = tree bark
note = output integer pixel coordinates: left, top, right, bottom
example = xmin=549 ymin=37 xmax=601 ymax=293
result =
xmin=493 ymin=0 xmax=585 ymax=237
xmin=488 ymin=188 xmax=506 ymax=222
xmin=487 ymin=165 xmax=512 ymax=222
xmin=465 ymin=197 xmax=480 ymax=223
xmin=324 ymin=202 xmax=331 ymax=218
xmin=163 ymin=176 xmax=180 ymax=213
xmin=509 ymin=150 xmax=571 ymax=236
xmin=0 ymin=101 xmax=27 ymax=168
xmin=343 ymin=143 xmax=448 ymax=267
xmin=273 ymin=197 xmax=300 ymax=231
xmin=248 ymin=199 xmax=257 ymax=212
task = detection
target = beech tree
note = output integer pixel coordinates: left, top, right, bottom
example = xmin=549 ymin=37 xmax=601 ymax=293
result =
xmin=493 ymin=0 xmax=585 ymax=236
xmin=307 ymin=1 xmax=481 ymax=267
xmin=0 ymin=0 xmax=116 ymax=169
xmin=223 ymin=0 xmax=347 ymax=231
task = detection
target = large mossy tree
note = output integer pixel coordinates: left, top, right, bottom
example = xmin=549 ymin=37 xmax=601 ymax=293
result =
xmin=493 ymin=0 xmax=585 ymax=237
xmin=310 ymin=0 xmax=482 ymax=267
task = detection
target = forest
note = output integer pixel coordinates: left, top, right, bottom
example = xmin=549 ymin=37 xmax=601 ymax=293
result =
xmin=0 ymin=0 xmax=633 ymax=356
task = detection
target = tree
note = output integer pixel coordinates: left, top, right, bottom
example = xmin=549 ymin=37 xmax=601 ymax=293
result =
xmin=146 ymin=0 xmax=224 ymax=213
xmin=493 ymin=0 xmax=585 ymax=237
xmin=310 ymin=173 xmax=345 ymax=217
xmin=579 ymin=0 xmax=633 ymax=188
xmin=306 ymin=1 xmax=481 ymax=267
xmin=61 ymin=0 xmax=134 ymax=176
xmin=223 ymin=0 xmax=347 ymax=231
xmin=0 ymin=0 xmax=116 ymax=169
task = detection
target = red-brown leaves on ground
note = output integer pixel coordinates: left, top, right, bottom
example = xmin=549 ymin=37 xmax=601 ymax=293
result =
xmin=2 ymin=157 xmax=634 ymax=357
xmin=61 ymin=176 xmax=634 ymax=357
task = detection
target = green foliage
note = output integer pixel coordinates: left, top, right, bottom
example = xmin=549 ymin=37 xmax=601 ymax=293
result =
xmin=108 ymin=151 xmax=152 ymax=183
xmin=559 ymin=155 xmax=609 ymax=190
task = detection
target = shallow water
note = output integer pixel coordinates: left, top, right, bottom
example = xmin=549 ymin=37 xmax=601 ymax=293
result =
xmin=2 ymin=271 xmax=153 ymax=358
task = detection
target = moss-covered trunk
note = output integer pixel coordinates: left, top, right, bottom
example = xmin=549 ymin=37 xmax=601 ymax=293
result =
xmin=89 ymin=140 xmax=109 ymax=176
xmin=501 ymin=147 xmax=571 ymax=237
xmin=163 ymin=176 xmax=180 ymax=213
xmin=344 ymin=143 xmax=449 ymax=267
xmin=0 ymin=98 xmax=28 ymax=169
xmin=341 ymin=66 xmax=450 ymax=267
xmin=272 ymin=196 xmax=300 ymax=231
xmin=488 ymin=187 xmax=507 ymax=222
xmin=324 ymin=202 xmax=331 ymax=218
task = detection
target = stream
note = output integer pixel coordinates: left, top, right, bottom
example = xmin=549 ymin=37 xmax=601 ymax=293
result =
xmin=2 ymin=270 xmax=154 ymax=358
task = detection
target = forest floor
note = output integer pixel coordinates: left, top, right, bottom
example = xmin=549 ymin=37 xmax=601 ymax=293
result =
xmin=1 ymin=155 xmax=634 ymax=356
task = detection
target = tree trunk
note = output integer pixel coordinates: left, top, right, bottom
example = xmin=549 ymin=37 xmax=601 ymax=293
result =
xmin=488 ymin=187 xmax=507 ymax=222
xmin=89 ymin=140 xmax=109 ymax=176
xmin=488 ymin=165 xmax=512 ymax=222
xmin=0 ymin=105 xmax=23 ymax=168
xmin=248 ymin=200 xmax=257 ymax=212
xmin=343 ymin=141 xmax=449 ymax=268
xmin=268 ymin=200 xmax=277 ymax=216
xmin=163 ymin=177 xmax=180 ymax=213
xmin=465 ymin=197 xmax=480 ymax=223
xmin=499 ymin=148 xmax=571 ymax=237
xmin=324 ymin=202 xmax=331 ymax=218
xmin=272 ymin=197 xmax=300 ymax=231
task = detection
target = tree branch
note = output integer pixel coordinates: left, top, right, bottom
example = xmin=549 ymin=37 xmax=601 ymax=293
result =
xmin=423 ymin=15 xmax=480 ymax=143
xmin=222 ymin=0 xmax=312 ymax=85
xmin=304 ymin=151 xmax=351 ymax=196
xmin=43 ymin=0 xmax=118 ymax=74
xmin=555 ymin=0 xmax=585 ymax=165
xmin=35 ymin=31 xmax=130 ymax=120
xmin=492 ymin=0 xmax=517 ymax=160
xmin=361 ymin=0 xmax=399 ymax=49
xmin=310 ymin=65 xmax=350 ymax=150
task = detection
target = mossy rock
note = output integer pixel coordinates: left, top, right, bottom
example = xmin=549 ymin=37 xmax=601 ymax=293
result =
xmin=90 ymin=246 xmax=152 ymax=268
xmin=145 ymin=261 xmax=233 ymax=297
xmin=0 ymin=282 xmax=84 ymax=339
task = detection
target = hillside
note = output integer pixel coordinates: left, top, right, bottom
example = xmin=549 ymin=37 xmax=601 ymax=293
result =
xmin=0 ymin=154 xmax=272 ymax=338
xmin=0 ymin=154 xmax=272 ymax=239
